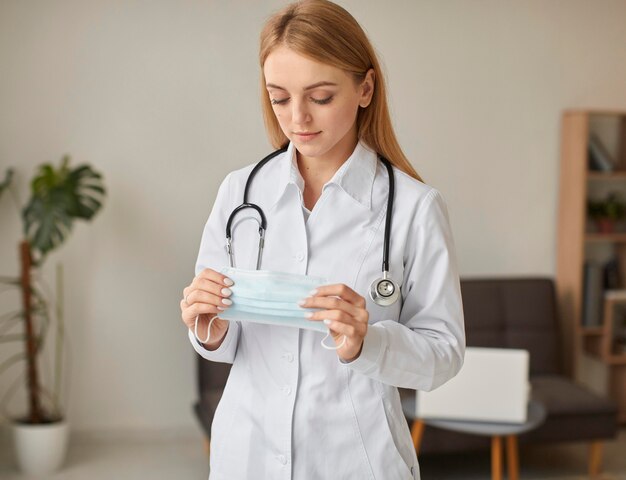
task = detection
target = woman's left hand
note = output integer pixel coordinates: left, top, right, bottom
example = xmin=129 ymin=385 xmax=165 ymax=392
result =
xmin=300 ymin=284 xmax=369 ymax=362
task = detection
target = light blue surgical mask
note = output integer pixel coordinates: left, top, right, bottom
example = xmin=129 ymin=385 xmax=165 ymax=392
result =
xmin=193 ymin=267 xmax=346 ymax=350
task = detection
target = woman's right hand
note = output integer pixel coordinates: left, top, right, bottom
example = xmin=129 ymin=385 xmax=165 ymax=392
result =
xmin=181 ymin=268 xmax=234 ymax=349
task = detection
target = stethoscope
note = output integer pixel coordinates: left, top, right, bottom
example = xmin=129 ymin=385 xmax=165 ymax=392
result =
xmin=225 ymin=146 xmax=401 ymax=307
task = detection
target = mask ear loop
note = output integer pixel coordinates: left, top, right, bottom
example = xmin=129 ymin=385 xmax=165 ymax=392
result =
xmin=320 ymin=331 xmax=347 ymax=350
xmin=194 ymin=314 xmax=218 ymax=344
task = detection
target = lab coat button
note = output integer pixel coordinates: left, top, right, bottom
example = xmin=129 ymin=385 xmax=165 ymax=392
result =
xmin=295 ymin=252 xmax=304 ymax=261
xmin=277 ymin=454 xmax=287 ymax=465
xmin=282 ymin=386 xmax=292 ymax=395
xmin=283 ymin=352 xmax=294 ymax=362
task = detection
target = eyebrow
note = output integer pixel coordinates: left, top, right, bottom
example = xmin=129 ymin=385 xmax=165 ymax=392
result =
xmin=265 ymin=81 xmax=338 ymax=91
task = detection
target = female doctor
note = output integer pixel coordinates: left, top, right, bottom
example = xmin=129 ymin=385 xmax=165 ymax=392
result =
xmin=180 ymin=1 xmax=465 ymax=479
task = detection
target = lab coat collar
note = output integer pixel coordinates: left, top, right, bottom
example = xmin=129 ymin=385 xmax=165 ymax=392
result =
xmin=276 ymin=139 xmax=378 ymax=210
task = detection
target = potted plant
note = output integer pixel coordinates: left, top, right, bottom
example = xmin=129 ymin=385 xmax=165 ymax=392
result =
xmin=0 ymin=156 xmax=106 ymax=475
xmin=587 ymin=192 xmax=626 ymax=234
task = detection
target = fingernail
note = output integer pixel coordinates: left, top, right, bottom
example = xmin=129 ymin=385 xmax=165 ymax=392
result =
xmin=224 ymin=278 xmax=234 ymax=286
xmin=305 ymin=312 xmax=314 ymax=319
xmin=323 ymin=319 xmax=331 ymax=325
xmin=221 ymin=288 xmax=232 ymax=296
xmin=297 ymin=299 xmax=306 ymax=307
xmin=309 ymin=289 xmax=318 ymax=296
xmin=221 ymin=298 xmax=233 ymax=306
xmin=217 ymin=306 xmax=226 ymax=310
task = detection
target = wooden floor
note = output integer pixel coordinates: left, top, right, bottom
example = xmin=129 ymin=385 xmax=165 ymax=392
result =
xmin=419 ymin=429 xmax=626 ymax=480
xmin=1 ymin=427 xmax=625 ymax=479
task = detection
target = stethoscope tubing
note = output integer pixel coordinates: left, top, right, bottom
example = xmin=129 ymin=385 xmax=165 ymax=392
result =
xmin=226 ymin=145 xmax=400 ymax=306
xmin=380 ymin=158 xmax=394 ymax=274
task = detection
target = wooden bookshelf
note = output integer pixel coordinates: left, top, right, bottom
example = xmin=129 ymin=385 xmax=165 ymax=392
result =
xmin=556 ymin=109 xmax=626 ymax=423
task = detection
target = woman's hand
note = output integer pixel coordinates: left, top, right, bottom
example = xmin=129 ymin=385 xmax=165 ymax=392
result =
xmin=301 ymin=284 xmax=369 ymax=362
xmin=181 ymin=268 xmax=234 ymax=349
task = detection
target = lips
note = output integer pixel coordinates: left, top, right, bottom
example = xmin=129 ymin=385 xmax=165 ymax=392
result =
xmin=294 ymin=131 xmax=321 ymax=140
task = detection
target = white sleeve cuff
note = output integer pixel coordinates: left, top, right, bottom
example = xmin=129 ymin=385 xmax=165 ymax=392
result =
xmin=187 ymin=320 xmax=240 ymax=363
xmin=338 ymin=322 xmax=387 ymax=374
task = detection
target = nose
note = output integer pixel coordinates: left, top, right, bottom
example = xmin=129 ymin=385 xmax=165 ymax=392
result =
xmin=291 ymin=97 xmax=311 ymax=126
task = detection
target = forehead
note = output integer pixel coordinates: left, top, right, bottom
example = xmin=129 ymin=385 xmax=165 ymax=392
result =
xmin=263 ymin=46 xmax=348 ymax=89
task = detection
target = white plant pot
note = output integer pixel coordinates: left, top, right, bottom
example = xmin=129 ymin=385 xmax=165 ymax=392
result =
xmin=12 ymin=419 xmax=69 ymax=475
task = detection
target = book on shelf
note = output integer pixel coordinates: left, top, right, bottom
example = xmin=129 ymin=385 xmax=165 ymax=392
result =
xmin=588 ymin=133 xmax=615 ymax=172
xmin=582 ymin=261 xmax=604 ymax=326
xmin=604 ymin=289 xmax=626 ymax=300
xmin=605 ymin=256 xmax=621 ymax=289
xmin=582 ymin=256 xmax=622 ymax=326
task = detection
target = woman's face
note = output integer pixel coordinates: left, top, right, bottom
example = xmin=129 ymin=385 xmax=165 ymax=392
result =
xmin=263 ymin=45 xmax=374 ymax=162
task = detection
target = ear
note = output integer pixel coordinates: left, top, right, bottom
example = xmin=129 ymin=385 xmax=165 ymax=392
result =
xmin=359 ymin=68 xmax=375 ymax=108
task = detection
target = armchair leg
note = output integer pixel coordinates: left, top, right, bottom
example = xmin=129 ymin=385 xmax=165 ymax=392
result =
xmin=505 ymin=435 xmax=519 ymax=480
xmin=588 ymin=441 xmax=603 ymax=477
xmin=491 ymin=436 xmax=503 ymax=480
xmin=411 ymin=420 xmax=425 ymax=456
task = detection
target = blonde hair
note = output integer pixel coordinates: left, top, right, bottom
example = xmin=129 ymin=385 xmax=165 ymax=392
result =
xmin=258 ymin=0 xmax=424 ymax=183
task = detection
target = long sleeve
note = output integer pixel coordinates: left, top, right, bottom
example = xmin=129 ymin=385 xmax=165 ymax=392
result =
xmin=341 ymin=188 xmax=466 ymax=391
xmin=188 ymin=172 xmax=242 ymax=364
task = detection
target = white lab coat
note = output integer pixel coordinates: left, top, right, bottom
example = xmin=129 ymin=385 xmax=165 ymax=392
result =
xmin=188 ymin=139 xmax=465 ymax=480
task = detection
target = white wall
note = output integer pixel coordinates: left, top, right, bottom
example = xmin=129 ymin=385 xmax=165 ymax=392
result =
xmin=0 ymin=0 xmax=625 ymax=435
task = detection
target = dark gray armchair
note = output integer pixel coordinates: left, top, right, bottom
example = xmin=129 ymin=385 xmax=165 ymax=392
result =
xmin=400 ymin=277 xmax=618 ymax=476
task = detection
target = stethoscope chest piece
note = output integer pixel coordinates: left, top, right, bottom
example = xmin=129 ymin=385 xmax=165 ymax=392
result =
xmin=369 ymin=271 xmax=401 ymax=307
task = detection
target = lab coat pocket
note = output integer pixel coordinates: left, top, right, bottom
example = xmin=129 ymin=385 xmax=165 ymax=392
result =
xmin=351 ymin=376 xmax=413 ymax=479
xmin=373 ymin=382 xmax=415 ymax=480
xmin=379 ymin=399 xmax=415 ymax=480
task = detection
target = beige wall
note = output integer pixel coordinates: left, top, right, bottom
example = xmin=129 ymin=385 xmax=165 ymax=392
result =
xmin=0 ymin=0 xmax=625 ymax=435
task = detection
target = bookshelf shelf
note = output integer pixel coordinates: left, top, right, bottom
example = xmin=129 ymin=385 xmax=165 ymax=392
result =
xmin=581 ymin=327 xmax=605 ymax=336
xmin=607 ymin=355 xmax=626 ymax=365
xmin=587 ymin=171 xmax=626 ymax=180
xmin=585 ymin=233 xmax=626 ymax=243
xmin=556 ymin=109 xmax=626 ymax=424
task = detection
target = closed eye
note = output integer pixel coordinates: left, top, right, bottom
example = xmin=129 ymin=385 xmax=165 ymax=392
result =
xmin=312 ymin=96 xmax=333 ymax=105
xmin=270 ymin=96 xmax=334 ymax=106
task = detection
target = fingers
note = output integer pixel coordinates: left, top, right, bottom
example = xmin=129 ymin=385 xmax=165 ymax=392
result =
xmin=186 ymin=288 xmax=232 ymax=309
xmin=195 ymin=268 xmax=233 ymax=289
xmin=182 ymin=268 xmax=234 ymax=306
xmin=308 ymin=284 xmax=366 ymax=308
xmin=316 ymin=310 xmax=367 ymax=338
xmin=326 ymin=319 xmax=359 ymax=339
xmin=183 ymin=269 xmax=233 ymax=298
xmin=298 ymin=297 xmax=362 ymax=320
xmin=180 ymin=296 xmax=215 ymax=317
xmin=319 ymin=311 xmax=364 ymax=361
xmin=299 ymin=283 xmax=366 ymax=357
xmin=181 ymin=289 xmax=231 ymax=327
xmin=180 ymin=300 xmax=220 ymax=326
xmin=180 ymin=268 xmax=234 ymax=329
xmin=188 ymin=312 xmax=229 ymax=345
xmin=299 ymin=284 xmax=369 ymax=350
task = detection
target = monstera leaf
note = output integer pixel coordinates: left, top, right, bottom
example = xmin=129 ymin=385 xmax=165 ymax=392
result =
xmin=22 ymin=155 xmax=105 ymax=259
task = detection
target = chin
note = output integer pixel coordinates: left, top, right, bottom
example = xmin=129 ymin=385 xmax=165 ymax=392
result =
xmin=294 ymin=143 xmax=329 ymax=158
